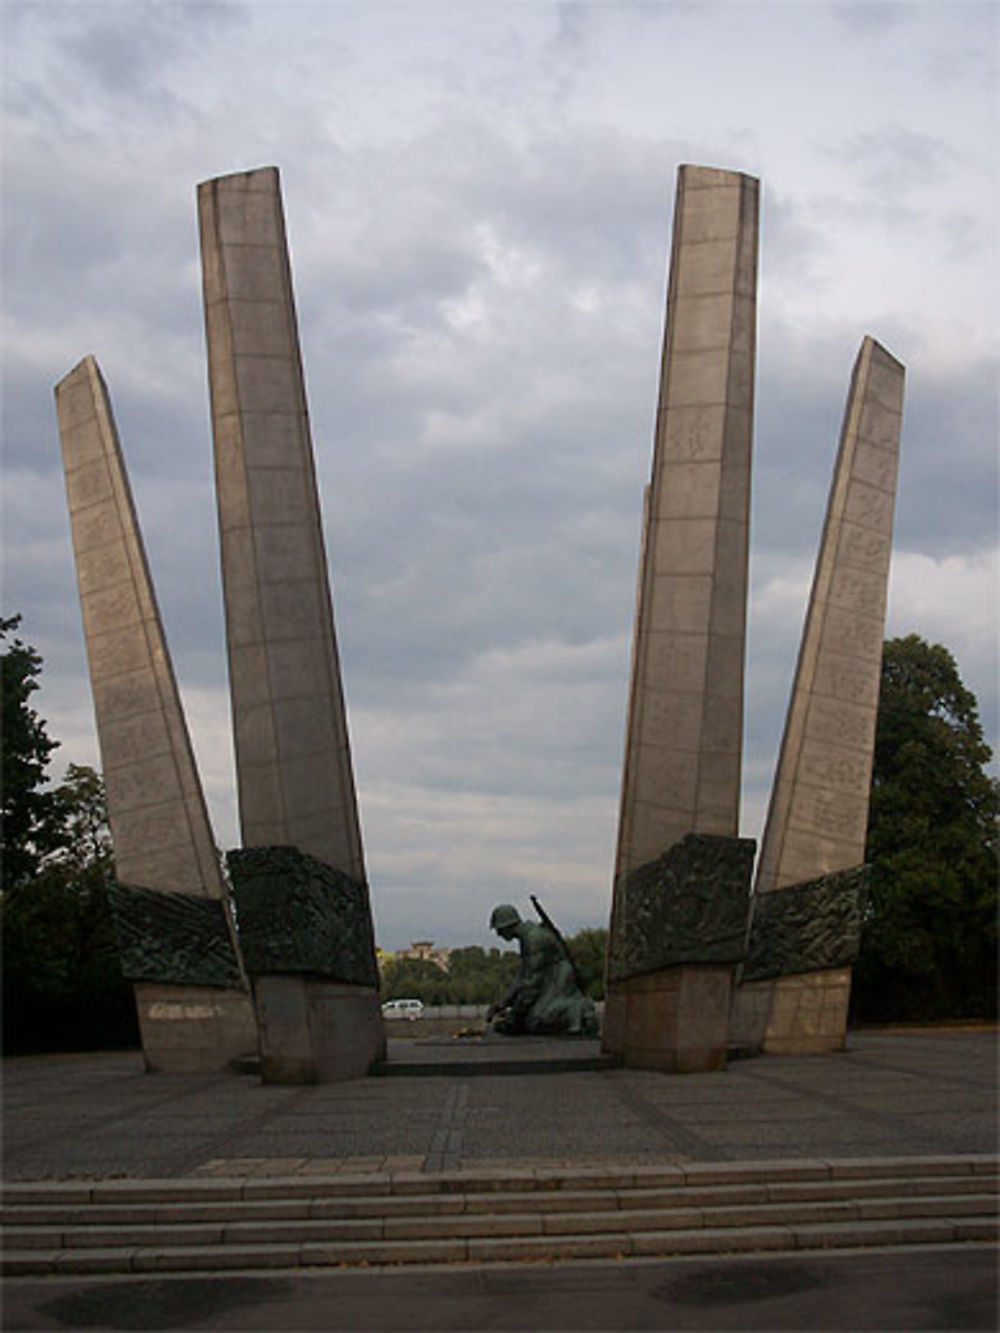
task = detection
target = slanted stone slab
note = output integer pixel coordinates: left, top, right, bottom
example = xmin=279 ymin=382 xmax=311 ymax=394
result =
xmin=198 ymin=167 xmax=380 ymax=1081
xmin=733 ymin=338 xmax=904 ymax=1055
xmin=612 ymin=165 xmax=758 ymax=883
xmin=198 ymin=166 xmax=365 ymax=880
xmin=55 ymin=355 xmax=257 ymax=1073
xmin=605 ymin=165 xmax=759 ymax=1071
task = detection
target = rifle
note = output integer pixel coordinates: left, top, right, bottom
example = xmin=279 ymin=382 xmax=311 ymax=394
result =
xmin=530 ymin=893 xmax=585 ymax=995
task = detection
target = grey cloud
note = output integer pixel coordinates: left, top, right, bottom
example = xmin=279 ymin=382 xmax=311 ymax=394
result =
xmin=829 ymin=2 xmax=913 ymax=36
xmin=56 ymin=2 xmax=238 ymax=100
xmin=761 ymin=188 xmax=831 ymax=286
xmin=5 ymin=1 xmax=993 ymax=948
xmin=841 ymin=125 xmax=953 ymax=193
xmin=892 ymin=356 xmax=999 ymax=556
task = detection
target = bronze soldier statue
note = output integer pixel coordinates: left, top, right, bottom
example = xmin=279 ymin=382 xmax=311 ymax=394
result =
xmin=487 ymin=901 xmax=598 ymax=1037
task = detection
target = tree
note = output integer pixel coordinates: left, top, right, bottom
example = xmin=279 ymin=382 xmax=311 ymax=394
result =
xmin=1 ymin=616 xmax=60 ymax=890
xmin=853 ymin=635 xmax=999 ymax=1023
xmin=3 ymin=763 xmax=138 ymax=1053
xmin=379 ymin=948 xmax=520 ymax=1005
xmin=443 ymin=946 xmax=519 ymax=1004
xmin=566 ymin=927 xmax=608 ymax=1000
xmin=380 ymin=957 xmax=451 ymax=1005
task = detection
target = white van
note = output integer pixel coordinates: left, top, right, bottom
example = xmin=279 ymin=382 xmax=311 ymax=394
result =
xmin=381 ymin=998 xmax=424 ymax=1021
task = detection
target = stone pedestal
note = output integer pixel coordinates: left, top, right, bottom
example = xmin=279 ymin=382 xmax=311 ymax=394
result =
xmin=253 ymin=978 xmax=384 ymax=1084
xmin=135 ymin=983 xmax=260 ymax=1074
xmin=606 ymin=967 xmax=733 ymax=1073
xmin=55 ymin=355 xmax=257 ymax=1074
xmin=227 ymin=845 xmax=383 ymax=1082
xmin=732 ymin=969 xmax=852 ymax=1056
xmin=604 ymin=833 xmax=755 ymax=1070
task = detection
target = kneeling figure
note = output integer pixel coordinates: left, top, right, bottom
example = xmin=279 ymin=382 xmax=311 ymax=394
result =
xmin=487 ymin=900 xmax=598 ymax=1037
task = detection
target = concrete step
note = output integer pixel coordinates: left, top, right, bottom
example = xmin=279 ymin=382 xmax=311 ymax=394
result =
xmin=3 ymin=1164 xmax=995 ymax=1226
xmin=4 ymin=1155 xmax=996 ymax=1276
xmin=6 ymin=1216 xmax=997 ymax=1276
xmin=6 ymin=1191 xmax=996 ymax=1253
xmin=4 ymin=1152 xmax=994 ymax=1208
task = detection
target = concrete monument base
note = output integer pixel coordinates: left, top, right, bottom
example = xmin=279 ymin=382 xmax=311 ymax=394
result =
xmin=135 ymin=982 xmax=259 ymax=1074
xmin=603 ymin=966 xmax=733 ymax=1073
xmin=729 ymin=967 xmax=852 ymax=1056
xmin=253 ymin=977 xmax=385 ymax=1084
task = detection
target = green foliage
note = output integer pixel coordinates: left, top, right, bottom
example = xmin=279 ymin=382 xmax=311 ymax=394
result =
xmin=380 ymin=948 xmax=519 ymax=1005
xmin=445 ymin=946 xmax=520 ymax=1003
xmin=565 ymin=927 xmax=608 ymax=1000
xmin=1 ymin=616 xmax=61 ymax=891
xmin=380 ymin=957 xmax=450 ymax=1005
xmin=2 ymin=762 xmax=139 ymax=1054
xmin=380 ymin=930 xmax=608 ymax=1005
xmin=853 ymin=636 xmax=999 ymax=1023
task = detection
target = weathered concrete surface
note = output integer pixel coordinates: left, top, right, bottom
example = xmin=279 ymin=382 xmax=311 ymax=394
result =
xmin=606 ymin=165 xmax=759 ymax=1070
xmin=55 ymin=356 xmax=257 ymax=1073
xmin=198 ymin=168 xmax=380 ymax=1080
xmin=733 ymin=337 xmax=904 ymax=1054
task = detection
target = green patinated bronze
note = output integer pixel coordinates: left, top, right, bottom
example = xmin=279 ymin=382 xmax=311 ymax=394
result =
xmin=227 ymin=845 xmax=378 ymax=987
xmin=108 ymin=882 xmax=245 ymax=989
xmin=742 ymin=864 xmax=868 ymax=983
xmin=488 ymin=900 xmax=598 ymax=1037
xmin=609 ymin=833 xmax=756 ymax=983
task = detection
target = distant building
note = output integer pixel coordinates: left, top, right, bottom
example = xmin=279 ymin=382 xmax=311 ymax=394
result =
xmin=396 ymin=940 xmax=452 ymax=971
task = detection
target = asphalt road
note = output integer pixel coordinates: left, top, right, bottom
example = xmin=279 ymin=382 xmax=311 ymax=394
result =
xmin=4 ymin=1245 xmax=996 ymax=1331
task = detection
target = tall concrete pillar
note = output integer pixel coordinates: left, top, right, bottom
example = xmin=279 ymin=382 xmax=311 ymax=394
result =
xmin=55 ymin=355 xmax=258 ymax=1073
xmin=198 ymin=166 xmax=381 ymax=1082
xmin=732 ymin=337 xmax=904 ymax=1054
xmin=604 ymin=166 xmax=759 ymax=1072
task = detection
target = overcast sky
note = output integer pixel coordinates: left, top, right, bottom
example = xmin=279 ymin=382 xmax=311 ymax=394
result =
xmin=3 ymin=1 xmax=997 ymax=950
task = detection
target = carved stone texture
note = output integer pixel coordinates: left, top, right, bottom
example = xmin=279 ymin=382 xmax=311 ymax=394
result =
xmin=743 ymin=865 xmax=868 ymax=983
xmin=610 ymin=833 xmax=755 ymax=982
xmin=109 ymin=883 xmax=245 ymax=989
xmin=228 ymin=845 xmax=378 ymax=987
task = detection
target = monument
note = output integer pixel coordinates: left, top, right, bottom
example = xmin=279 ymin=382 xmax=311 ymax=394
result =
xmin=730 ymin=336 xmax=904 ymax=1054
xmin=53 ymin=162 xmax=906 ymax=1081
xmin=198 ymin=166 xmax=382 ymax=1082
xmin=603 ymin=165 xmax=759 ymax=1072
xmin=55 ymin=355 xmax=258 ymax=1073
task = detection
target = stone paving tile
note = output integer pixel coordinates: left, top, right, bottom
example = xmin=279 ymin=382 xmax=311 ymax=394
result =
xmin=3 ymin=1032 xmax=995 ymax=1181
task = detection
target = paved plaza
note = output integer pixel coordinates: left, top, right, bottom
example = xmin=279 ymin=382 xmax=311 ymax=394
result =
xmin=3 ymin=1028 xmax=995 ymax=1182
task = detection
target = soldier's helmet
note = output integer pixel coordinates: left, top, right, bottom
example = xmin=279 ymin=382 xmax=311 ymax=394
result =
xmin=489 ymin=904 xmax=521 ymax=932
